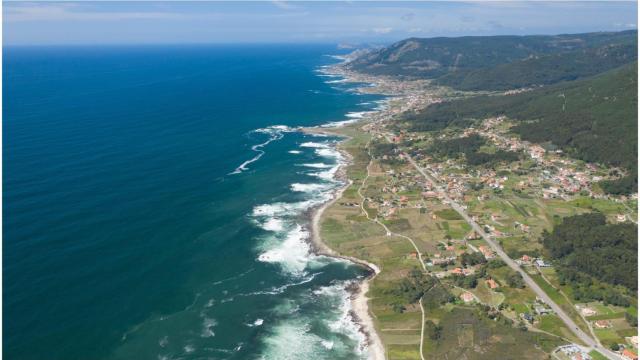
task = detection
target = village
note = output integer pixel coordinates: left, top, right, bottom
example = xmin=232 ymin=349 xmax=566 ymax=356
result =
xmin=317 ymin=61 xmax=638 ymax=360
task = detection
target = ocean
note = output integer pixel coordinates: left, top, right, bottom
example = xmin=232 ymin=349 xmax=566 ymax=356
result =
xmin=4 ymin=45 xmax=384 ymax=359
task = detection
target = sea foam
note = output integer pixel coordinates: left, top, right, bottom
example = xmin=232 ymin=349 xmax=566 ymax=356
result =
xmin=230 ymin=125 xmax=294 ymax=175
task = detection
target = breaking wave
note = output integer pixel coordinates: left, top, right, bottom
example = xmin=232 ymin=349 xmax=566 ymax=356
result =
xmin=230 ymin=125 xmax=295 ymax=175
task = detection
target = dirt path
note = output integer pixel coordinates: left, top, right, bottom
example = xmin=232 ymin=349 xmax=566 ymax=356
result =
xmin=356 ymin=139 xmax=427 ymax=359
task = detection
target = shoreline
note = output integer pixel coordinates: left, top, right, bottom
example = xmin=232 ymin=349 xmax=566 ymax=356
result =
xmin=303 ymin=127 xmax=385 ymax=360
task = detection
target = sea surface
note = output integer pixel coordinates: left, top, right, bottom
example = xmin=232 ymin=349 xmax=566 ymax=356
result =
xmin=4 ymin=45 xmax=385 ymax=359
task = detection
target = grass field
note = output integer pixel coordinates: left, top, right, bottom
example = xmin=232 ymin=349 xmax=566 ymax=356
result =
xmin=589 ymin=350 xmax=609 ymax=360
xmin=423 ymin=307 xmax=564 ymax=359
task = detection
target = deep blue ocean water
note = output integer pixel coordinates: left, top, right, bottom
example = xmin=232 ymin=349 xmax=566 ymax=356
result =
xmin=4 ymin=45 xmax=383 ymax=359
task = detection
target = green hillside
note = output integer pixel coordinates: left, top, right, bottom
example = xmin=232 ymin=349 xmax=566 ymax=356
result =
xmin=348 ymin=30 xmax=636 ymax=80
xmin=403 ymin=63 xmax=638 ymax=192
xmin=435 ymin=43 xmax=636 ymax=91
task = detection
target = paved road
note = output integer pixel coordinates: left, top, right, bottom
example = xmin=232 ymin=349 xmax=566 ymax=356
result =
xmin=398 ymin=150 xmax=624 ymax=360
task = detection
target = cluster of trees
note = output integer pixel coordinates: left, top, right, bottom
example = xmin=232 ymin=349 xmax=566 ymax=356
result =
xmin=487 ymin=259 xmax=506 ymax=269
xmin=599 ymin=173 xmax=638 ymax=195
xmin=449 ymin=258 xmax=521 ymax=290
xmin=506 ymin=271 xmax=526 ymax=289
xmin=543 ymin=212 xmax=637 ymax=306
xmin=625 ymin=312 xmax=638 ymax=327
xmin=556 ymin=268 xmax=631 ymax=307
xmin=370 ymin=142 xmax=397 ymax=158
xmin=459 ymin=252 xmax=487 ymax=267
xmin=451 ymin=273 xmax=479 ymax=289
xmin=388 ymin=268 xmax=453 ymax=312
xmin=424 ymin=320 xmax=443 ymax=341
xmin=370 ymin=142 xmax=405 ymax=165
xmin=429 ymin=134 xmax=520 ymax=167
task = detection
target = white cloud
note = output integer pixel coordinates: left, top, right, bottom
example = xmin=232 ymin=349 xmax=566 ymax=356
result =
xmin=372 ymin=27 xmax=393 ymax=34
xmin=4 ymin=3 xmax=188 ymax=22
xmin=271 ymin=1 xmax=294 ymax=10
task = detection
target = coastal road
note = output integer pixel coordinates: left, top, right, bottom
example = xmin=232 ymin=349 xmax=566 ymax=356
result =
xmin=395 ymin=148 xmax=624 ymax=360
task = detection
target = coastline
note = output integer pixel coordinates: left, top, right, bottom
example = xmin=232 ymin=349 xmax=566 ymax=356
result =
xmin=303 ymin=127 xmax=385 ymax=360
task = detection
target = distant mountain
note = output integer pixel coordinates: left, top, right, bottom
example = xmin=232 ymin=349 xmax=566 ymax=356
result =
xmin=403 ymin=62 xmax=638 ymax=193
xmin=347 ymin=30 xmax=637 ymax=90
xmin=435 ymin=43 xmax=637 ymax=91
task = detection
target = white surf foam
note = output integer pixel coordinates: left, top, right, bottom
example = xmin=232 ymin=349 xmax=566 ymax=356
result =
xmin=300 ymin=142 xmax=329 ymax=149
xmin=345 ymin=111 xmax=374 ymax=119
xmin=318 ymin=283 xmax=368 ymax=355
xmin=308 ymin=165 xmax=340 ymax=181
xmin=315 ymin=148 xmax=342 ymax=159
xmin=247 ymin=318 xmax=264 ymax=327
xmin=230 ymin=125 xmax=294 ymax=175
xmin=252 ymin=200 xmax=316 ymax=218
xmin=260 ymin=218 xmax=285 ymax=232
xmin=300 ymin=163 xmax=333 ymax=169
xmin=288 ymin=150 xmax=302 ymax=154
xmin=290 ymin=183 xmax=331 ymax=193
xmin=320 ymin=119 xmax=359 ymax=128
xmin=257 ymin=224 xmax=313 ymax=276
xmin=200 ymin=317 xmax=217 ymax=338
xmin=321 ymin=340 xmax=334 ymax=350
xmin=261 ymin=322 xmax=321 ymax=359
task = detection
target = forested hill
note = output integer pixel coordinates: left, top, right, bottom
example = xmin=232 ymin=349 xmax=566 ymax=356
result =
xmin=403 ymin=62 xmax=638 ymax=193
xmin=347 ymin=30 xmax=637 ymax=90
xmin=435 ymin=43 xmax=636 ymax=91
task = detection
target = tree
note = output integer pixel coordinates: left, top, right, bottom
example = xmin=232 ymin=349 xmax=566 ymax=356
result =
xmin=425 ymin=320 xmax=443 ymax=340
xmin=506 ymin=271 xmax=525 ymax=289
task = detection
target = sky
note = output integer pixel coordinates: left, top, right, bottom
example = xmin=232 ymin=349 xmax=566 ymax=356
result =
xmin=3 ymin=1 xmax=638 ymax=45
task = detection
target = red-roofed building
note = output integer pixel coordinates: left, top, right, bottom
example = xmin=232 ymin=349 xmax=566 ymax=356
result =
xmin=623 ymin=349 xmax=638 ymax=360
xmin=460 ymin=292 xmax=474 ymax=303
xmin=486 ymin=279 xmax=498 ymax=289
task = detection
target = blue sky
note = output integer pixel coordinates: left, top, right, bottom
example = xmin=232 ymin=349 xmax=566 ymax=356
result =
xmin=3 ymin=1 xmax=638 ymax=45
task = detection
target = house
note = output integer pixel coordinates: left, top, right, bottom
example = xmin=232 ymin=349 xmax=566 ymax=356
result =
xmin=534 ymin=304 xmax=552 ymax=315
xmin=486 ymin=279 xmax=499 ymax=289
xmin=478 ymin=246 xmax=495 ymax=259
xmin=521 ymin=313 xmax=534 ymax=323
xmin=521 ymin=255 xmax=532 ymax=263
xmin=579 ymin=306 xmax=597 ymax=317
xmin=593 ymin=320 xmax=611 ymax=329
xmin=422 ymin=191 xmax=438 ymax=199
xmin=460 ymin=292 xmax=474 ymax=303
xmin=465 ymin=230 xmax=481 ymax=240
xmin=623 ymin=349 xmax=638 ymax=360
xmin=617 ymin=214 xmax=627 ymax=222
xmin=408 ymin=252 xmax=418 ymax=259
xmin=452 ymin=267 xmax=472 ymax=276
xmin=535 ymin=259 xmax=551 ymax=267
xmin=627 ymin=335 xmax=638 ymax=348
